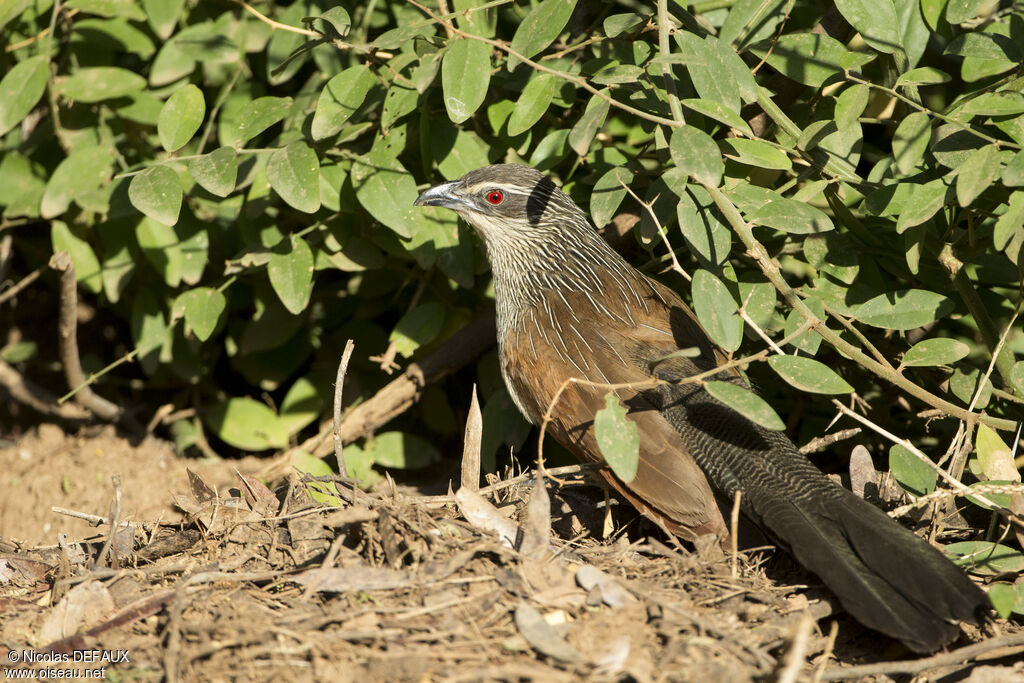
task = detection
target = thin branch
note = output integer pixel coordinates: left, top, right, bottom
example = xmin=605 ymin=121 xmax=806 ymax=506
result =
xmin=819 ymin=632 xmax=1024 ymax=680
xmin=49 ymin=252 xmax=123 ymax=423
xmin=333 ymin=339 xmax=356 ymax=478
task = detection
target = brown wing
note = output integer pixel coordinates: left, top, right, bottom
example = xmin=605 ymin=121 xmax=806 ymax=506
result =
xmin=500 ymin=274 xmax=728 ymax=539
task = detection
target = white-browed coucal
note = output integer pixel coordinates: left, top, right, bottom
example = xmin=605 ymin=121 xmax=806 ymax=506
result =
xmin=414 ymin=164 xmax=987 ymax=652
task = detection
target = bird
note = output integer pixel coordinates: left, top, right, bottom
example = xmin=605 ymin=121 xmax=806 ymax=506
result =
xmin=413 ymin=163 xmax=988 ymax=653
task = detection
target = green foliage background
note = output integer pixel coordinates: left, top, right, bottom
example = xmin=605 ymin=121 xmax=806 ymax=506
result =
xmin=1 ymin=0 xmax=1023 ymax=566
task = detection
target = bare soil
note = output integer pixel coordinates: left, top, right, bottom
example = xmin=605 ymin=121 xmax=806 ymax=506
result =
xmin=1 ymin=425 xmax=1022 ymax=682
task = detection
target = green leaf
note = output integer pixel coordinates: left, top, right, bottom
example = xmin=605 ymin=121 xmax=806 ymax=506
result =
xmin=719 ymin=138 xmax=791 ymax=171
xmin=66 ymin=0 xmax=145 ymax=20
xmin=267 ymin=236 xmax=315 ymax=314
xmin=381 ymin=78 xmax=419 ymax=132
xmin=311 ymin=65 xmax=375 ymax=140
xmin=131 ymin=289 xmax=168 ymax=375
xmin=40 ymin=146 xmax=115 ymax=218
xmin=1003 ymin=151 xmax=1024 ymax=187
xmin=594 ymin=393 xmax=639 ymax=483
xmin=956 ymin=92 xmax=1024 ymax=118
xmin=946 ymin=0 xmax=987 ymax=23
xmin=280 ymin=376 xmax=322 ymax=436
xmin=205 ymin=397 xmax=289 ymax=451
xmin=945 ymin=33 xmax=1020 ymax=80
xmin=888 ymin=444 xmax=937 ymax=497
xmin=749 ymin=198 xmax=834 ymax=234
xmin=178 ymin=287 xmax=226 ymax=341
xmin=590 ymin=166 xmax=632 ymax=228
xmin=896 ymin=178 xmax=948 ymax=232
xmin=142 ymin=0 xmax=183 ymax=38
xmin=988 ymin=583 xmax=1017 ymax=619
xmin=190 ymin=146 xmax=237 ymax=197
xmin=293 ymin=451 xmax=343 ymax=504
xmin=0 ymin=56 xmax=48 ymax=137
xmin=857 ymin=289 xmax=955 ymax=330
xmin=834 ymin=83 xmax=870 ymax=127
xmin=352 ymin=147 xmax=422 ymax=239
xmin=129 ymin=165 xmax=182 ymax=226
xmin=995 ymin=192 xmax=1024 ymax=251
xmin=946 ymin=541 xmax=1024 ymax=576
xmin=891 ymin=112 xmax=930 ymax=175
xmin=304 ymin=6 xmax=351 ymax=38
xmin=51 ymin=221 xmax=102 ymax=294
xmin=705 ymin=381 xmax=785 ymax=431
xmin=950 ymin=366 xmax=992 ymax=408
xmin=158 ymin=84 xmax=204 ymax=152
xmin=678 ymin=185 xmax=732 ymax=266
xmin=267 ymin=142 xmax=321 ymax=213
xmin=390 ymin=302 xmax=446 ymax=357
xmin=751 ymin=33 xmax=850 ymax=88
xmin=956 ymin=144 xmax=1000 ymax=207
xmin=568 ymin=92 xmax=610 ymax=155
xmin=0 ymin=152 xmax=45 ymax=217
xmin=233 ymin=96 xmax=293 ymax=145
xmin=441 ymin=38 xmax=491 ymax=123
xmin=768 ymin=355 xmax=854 ymax=394
xmin=1013 ymin=361 xmax=1024 ymax=395
xmin=680 ymin=98 xmax=752 ymax=135
xmin=902 ymin=338 xmax=970 ymax=367
xmin=975 ymin=424 xmax=1020 ymax=483
xmin=894 ymin=66 xmax=951 ymax=87
xmin=432 ymin=125 xmax=491 ymax=181
xmin=266 ymin=2 xmax=308 ymax=85
xmin=136 ymin=216 xmax=183 ymax=286
xmin=603 ymin=12 xmax=646 ymax=37
xmin=964 ymin=480 xmax=1015 ymax=510
xmin=508 ymin=72 xmax=557 ymax=136
xmin=507 ymin=0 xmax=577 ymax=69
xmin=669 ymin=126 xmax=723 ymax=187
xmin=58 ymin=66 xmax=145 ymax=102
xmin=365 ymin=431 xmax=442 ymax=469
xmin=835 ymin=0 xmax=929 ymax=67
xmin=692 ymin=269 xmax=742 ymax=352
xmin=671 ymin=33 xmax=756 ymax=112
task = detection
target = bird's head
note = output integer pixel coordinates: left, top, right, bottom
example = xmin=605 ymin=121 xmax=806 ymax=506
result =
xmin=413 ymin=164 xmax=590 ymax=246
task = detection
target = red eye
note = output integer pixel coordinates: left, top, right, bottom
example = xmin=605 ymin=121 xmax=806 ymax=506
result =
xmin=486 ymin=190 xmax=504 ymax=205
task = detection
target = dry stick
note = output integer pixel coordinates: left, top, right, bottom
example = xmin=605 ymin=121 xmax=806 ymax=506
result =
xmin=811 ymin=621 xmax=840 ymax=683
xmin=729 ymin=490 xmax=742 ymax=580
xmin=0 ymin=358 xmax=91 ymax=419
xmin=820 ymin=632 xmax=1024 ymax=681
xmin=702 ymin=182 xmax=1015 ymax=432
xmin=461 ymin=385 xmax=483 ymax=491
xmin=333 ymin=339 xmax=355 ymax=478
xmin=0 ymin=264 xmax=43 ymax=305
xmin=889 ymin=482 xmax=1024 ymax=518
xmin=798 ymin=428 xmax=862 ymax=455
xmin=49 ymin=252 xmax=123 ymax=423
xmin=93 ymin=474 xmax=123 ymax=570
xmin=777 ymin=611 xmax=815 ymax=683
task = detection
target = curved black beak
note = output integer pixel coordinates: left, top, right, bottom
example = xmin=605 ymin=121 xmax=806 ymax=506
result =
xmin=413 ymin=180 xmax=465 ymax=209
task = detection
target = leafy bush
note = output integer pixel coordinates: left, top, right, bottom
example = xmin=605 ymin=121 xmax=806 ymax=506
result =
xmin=1 ymin=0 xmax=1022 ymax=558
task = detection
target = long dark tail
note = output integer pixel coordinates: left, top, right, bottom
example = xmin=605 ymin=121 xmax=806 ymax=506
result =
xmin=661 ymin=387 xmax=988 ymax=652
